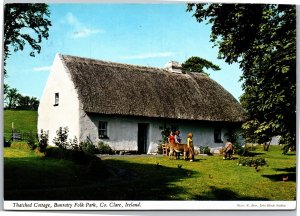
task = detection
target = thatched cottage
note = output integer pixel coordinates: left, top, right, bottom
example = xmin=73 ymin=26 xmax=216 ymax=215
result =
xmin=38 ymin=53 xmax=246 ymax=154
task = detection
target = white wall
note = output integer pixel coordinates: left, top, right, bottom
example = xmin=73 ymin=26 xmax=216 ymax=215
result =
xmin=38 ymin=54 xmax=80 ymax=146
xmin=79 ymin=114 xmax=233 ymax=154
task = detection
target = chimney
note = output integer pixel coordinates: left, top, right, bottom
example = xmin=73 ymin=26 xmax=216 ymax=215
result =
xmin=164 ymin=61 xmax=182 ymax=73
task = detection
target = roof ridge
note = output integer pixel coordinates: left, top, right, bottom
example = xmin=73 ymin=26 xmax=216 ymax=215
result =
xmin=60 ymin=54 xmax=168 ymax=73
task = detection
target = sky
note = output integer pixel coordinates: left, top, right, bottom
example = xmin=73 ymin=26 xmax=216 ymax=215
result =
xmin=4 ymin=3 xmax=244 ymax=101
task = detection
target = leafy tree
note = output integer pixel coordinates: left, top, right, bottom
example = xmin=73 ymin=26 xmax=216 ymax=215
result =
xmin=4 ymin=85 xmax=40 ymax=110
xmin=181 ymin=56 xmax=220 ymax=75
xmin=5 ymin=87 xmax=21 ymax=109
xmin=187 ymin=4 xmax=296 ymax=150
xmin=4 ymin=3 xmax=51 ymax=75
xmin=17 ymin=95 xmax=39 ymax=110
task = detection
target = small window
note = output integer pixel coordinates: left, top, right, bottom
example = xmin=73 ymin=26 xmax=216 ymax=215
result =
xmin=98 ymin=121 xmax=108 ymax=139
xmin=54 ymin=93 xmax=59 ymax=106
xmin=214 ymin=127 xmax=223 ymax=143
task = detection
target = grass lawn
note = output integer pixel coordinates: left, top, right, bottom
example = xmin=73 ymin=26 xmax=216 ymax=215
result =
xmin=4 ymin=110 xmax=38 ymax=140
xmin=4 ymin=144 xmax=296 ymax=201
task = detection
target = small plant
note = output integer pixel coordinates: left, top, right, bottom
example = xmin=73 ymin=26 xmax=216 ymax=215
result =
xmin=38 ymin=129 xmax=48 ymax=153
xmin=27 ymin=132 xmax=36 ymax=150
xmin=98 ymin=141 xmax=114 ymax=154
xmin=70 ymin=136 xmax=81 ymax=151
xmin=53 ymin=127 xmax=69 ymax=149
xmin=238 ymin=157 xmax=267 ymax=168
xmin=81 ymin=137 xmax=98 ymax=155
xmin=199 ymin=146 xmax=211 ymax=155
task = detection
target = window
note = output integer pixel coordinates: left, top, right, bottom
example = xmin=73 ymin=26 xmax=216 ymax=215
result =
xmin=214 ymin=127 xmax=223 ymax=143
xmin=54 ymin=93 xmax=59 ymax=106
xmin=98 ymin=121 xmax=108 ymax=139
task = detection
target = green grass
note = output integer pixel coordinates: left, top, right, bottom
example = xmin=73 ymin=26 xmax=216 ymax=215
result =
xmin=4 ymin=144 xmax=296 ymax=201
xmin=4 ymin=110 xmax=38 ymax=140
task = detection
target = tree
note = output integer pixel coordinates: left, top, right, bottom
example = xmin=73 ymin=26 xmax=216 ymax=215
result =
xmin=17 ymin=95 xmax=39 ymax=110
xmin=4 ymin=85 xmax=40 ymax=110
xmin=4 ymin=3 xmax=51 ymax=75
xmin=187 ymin=4 xmax=296 ymax=150
xmin=5 ymin=88 xmax=21 ymax=109
xmin=181 ymin=56 xmax=220 ymax=75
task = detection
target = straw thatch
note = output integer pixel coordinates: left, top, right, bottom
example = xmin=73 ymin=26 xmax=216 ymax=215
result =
xmin=61 ymin=54 xmax=247 ymax=122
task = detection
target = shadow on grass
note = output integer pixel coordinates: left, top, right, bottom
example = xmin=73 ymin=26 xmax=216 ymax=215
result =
xmin=246 ymin=152 xmax=266 ymax=157
xmin=274 ymin=166 xmax=296 ymax=172
xmin=262 ymin=166 xmax=296 ymax=182
xmin=4 ymin=156 xmax=198 ymax=200
xmin=192 ymin=186 xmax=269 ymax=201
xmin=261 ymin=173 xmax=296 ymax=182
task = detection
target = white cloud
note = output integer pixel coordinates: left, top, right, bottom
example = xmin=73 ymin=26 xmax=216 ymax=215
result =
xmin=63 ymin=12 xmax=104 ymax=39
xmin=121 ymin=52 xmax=176 ymax=60
xmin=33 ymin=66 xmax=51 ymax=72
xmin=73 ymin=28 xmax=104 ymax=38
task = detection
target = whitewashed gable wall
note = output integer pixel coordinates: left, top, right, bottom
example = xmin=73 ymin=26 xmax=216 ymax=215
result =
xmin=38 ymin=54 xmax=81 ymax=145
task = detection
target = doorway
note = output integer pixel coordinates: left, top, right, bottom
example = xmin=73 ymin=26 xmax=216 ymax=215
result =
xmin=138 ymin=123 xmax=149 ymax=154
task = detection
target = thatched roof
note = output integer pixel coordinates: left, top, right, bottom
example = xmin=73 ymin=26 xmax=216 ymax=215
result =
xmin=60 ymin=54 xmax=246 ymax=123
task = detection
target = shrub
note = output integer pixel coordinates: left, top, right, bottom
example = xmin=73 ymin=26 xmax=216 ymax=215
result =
xmin=45 ymin=147 xmax=65 ymax=159
xmin=4 ymin=138 xmax=11 ymax=147
xmin=235 ymin=147 xmax=251 ymax=156
xmin=38 ymin=129 xmax=49 ymax=153
xmin=70 ymin=136 xmax=81 ymax=151
xmin=238 ymin=157 xmax=267 ymax=167
xmin=81 ymin=137 xmax=98 ymax=155
xmin=199 ymin=146 xmax=212 ymax=155
xmin=98 ymin=141 xmax=114 ymax=154
xmin=53 ymin=127 xmax=69 ymax=149
xmin=45 ymin=146 xmax=90 ymax=164
xmin=27 ymin=132 xmax=36 ymax=150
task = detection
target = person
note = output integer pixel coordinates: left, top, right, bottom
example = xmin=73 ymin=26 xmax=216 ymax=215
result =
xmin=168 ymin=131 xmax=175 ymax=144
xmin=174 ymin=130 xmax=182 ymax=144
xmin=187 ymin=132 xmax=195 ymax=161
xmin=223 ymin=139 xmax=233 ymax=160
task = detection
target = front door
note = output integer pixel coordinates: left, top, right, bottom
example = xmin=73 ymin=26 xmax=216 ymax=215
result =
xmin=138 ymin=123 xmax=149 ymax=154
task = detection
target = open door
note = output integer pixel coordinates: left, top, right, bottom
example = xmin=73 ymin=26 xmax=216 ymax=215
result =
xmin=138 ymin=123 xmax=149 ymax=154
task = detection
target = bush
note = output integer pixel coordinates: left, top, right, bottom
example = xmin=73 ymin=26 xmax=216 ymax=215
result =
xmin=45 ymin=147 xmax=90 ymax=164
xmin=27 ymin=132 xmax=36 ymax=150
xmin=235 ymin=147 xmax=251 ymax=156
xmin=199 ymin=146 xmax=212 ymax=155
xmin=38 ymin=129 xmax=48 ymax=153
xmin=70 ymin=137 xmax=81 ymax=151
xmin=53 ymin=127 xmax=69 ymax=149
xmin=98 ymin=141 xmax=114 ymax=154
xmin=81 ymin=137 xmax=98 ymax=155
xmin=4 ymin=138 xmax=11 ymax=147
xmin=238 ymin=157 xmax=267 ymax=167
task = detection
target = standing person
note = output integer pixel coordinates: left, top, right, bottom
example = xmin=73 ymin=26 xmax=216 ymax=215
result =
xmin=174 ymin=130 xmax=182 ymax=144
xmin=187 ymin=133 xmax=195 ymax=161
xmin=223 ymin=139 xmax=233 ymax=160
xmin=168 ymin=131 xmax=175 ymax=144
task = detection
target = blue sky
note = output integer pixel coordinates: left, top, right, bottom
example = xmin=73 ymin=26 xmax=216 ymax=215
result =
xmin=5 ymin=3 xmax=244 ymax=100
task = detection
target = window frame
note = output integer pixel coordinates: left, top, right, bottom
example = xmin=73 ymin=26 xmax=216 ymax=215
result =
xmin=54 ymin=92 xmax=59 ymax=106
xmin=98 ymin=121 xmax=109 ymax=139
xmin=214 ymin=127 xmax=223 ymax=143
